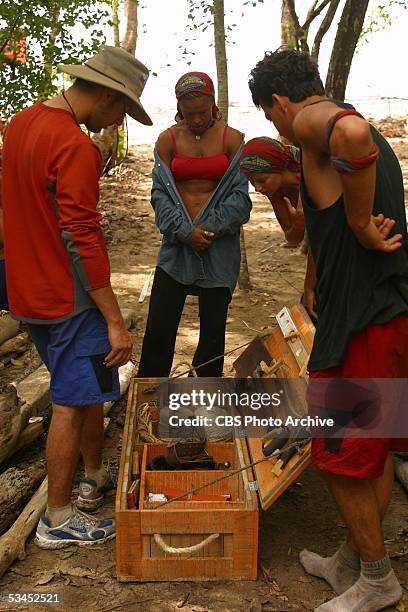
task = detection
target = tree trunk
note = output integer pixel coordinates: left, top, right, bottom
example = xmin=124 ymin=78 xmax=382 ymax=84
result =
xmin=281 ymin=0 xmax=299 ymax=48
xmin=238 ymin=230 xmax=252 ymax=291
xmin=92 ymin=125 xmax=119 ymax=169
xmin=95 ymin=0 xmax=137 ymax=168
xmin=122 ymin=0 xmax=138 ymax=54
xmin=112 ymin=0 xmax=120 ymax=47
xmin=213 ymin=0 xmax=228 ymax=121
xmin=311 ymin=0 xmax=341 ymax=62
xmin=325 ymin=0 xmax=369 ymax=100
xmin=212 ymin=0 xmax=250 ymax=289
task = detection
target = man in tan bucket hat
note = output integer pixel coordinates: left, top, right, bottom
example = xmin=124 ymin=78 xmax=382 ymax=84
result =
xmin=57 ymin=44 xmax=152 ymax=128
xmin=2 ymin=45 xmax=152 ymax=548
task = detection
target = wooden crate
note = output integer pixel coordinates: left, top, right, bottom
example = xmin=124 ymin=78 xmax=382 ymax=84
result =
xmin=116 ymin=380 xmax=258 ymax=582
xmin=116 ymin=305 xmax=315 ymax=581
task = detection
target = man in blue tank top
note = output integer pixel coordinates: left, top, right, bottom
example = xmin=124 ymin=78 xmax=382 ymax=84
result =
xmin=249 ymin=48 xmax=408 ymax=611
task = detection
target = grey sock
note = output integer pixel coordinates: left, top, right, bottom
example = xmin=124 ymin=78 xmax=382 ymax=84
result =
xmin=85 ymin=465 xmax=108 ymax=488
xmin=337 ymin=541 xmax=360 ymax=569
xmin=361 ymin=555 xmax=392 ymax=580
xmin=46 ymin=503 xmax=72 ymax=527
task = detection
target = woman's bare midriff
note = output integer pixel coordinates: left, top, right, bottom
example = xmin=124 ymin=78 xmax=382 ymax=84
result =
xmin=176 ymin=179 xmax=218 ymax=220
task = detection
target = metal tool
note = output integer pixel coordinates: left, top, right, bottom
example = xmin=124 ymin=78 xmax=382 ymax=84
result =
xmin=262 ymin=426 xmax=291 ymax=458
xmin=276 ymin=306 xmax=309 ymax=371
xmin=272 ymin=427 xmax=312 ymax=476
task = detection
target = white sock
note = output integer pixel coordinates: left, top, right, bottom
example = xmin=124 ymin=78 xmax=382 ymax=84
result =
xmin=315 ymin=569 xmax=402 ymax=612
xmin=300 ymin=541 xmax=360 ymax=595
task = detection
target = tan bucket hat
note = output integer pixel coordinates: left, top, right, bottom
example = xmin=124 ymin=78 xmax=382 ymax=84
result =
xmin=57 ymin=45 xmax=153 ymax=125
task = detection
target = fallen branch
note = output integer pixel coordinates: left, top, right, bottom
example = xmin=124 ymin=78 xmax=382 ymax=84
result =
xmin=0 ymin=394 xmax=118 ymax=577
xmin=0 ymin=386 xmax=32 ymax=465
xmin=13 ymin=418 xmax=44 ymax=455
xmin=0 ymin=477 xmax=48 ymax=578
xmin=0 ymin=332 xmax=29 ymax=359
xmin=395 ymin=458 xmax=408 ymax=494
xmin=0 ymin=464 xmax=47 ymax=536
xmin=0 ymin=315 xmax=20 ymax=345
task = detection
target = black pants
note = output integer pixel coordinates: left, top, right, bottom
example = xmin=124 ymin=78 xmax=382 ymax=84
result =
xmin=137 ymin=267 xmax=231 ymax=377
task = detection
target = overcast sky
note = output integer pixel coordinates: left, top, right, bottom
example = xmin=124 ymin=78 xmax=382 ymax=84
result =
xmin=111 ymin=0 xmax=408 ymax=143
xmin=131 ymin=1 xmax=407 ymax=103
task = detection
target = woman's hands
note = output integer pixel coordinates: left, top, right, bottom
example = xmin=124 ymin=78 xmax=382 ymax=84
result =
xmin=189 ymin=226 xmax=215 ymax=251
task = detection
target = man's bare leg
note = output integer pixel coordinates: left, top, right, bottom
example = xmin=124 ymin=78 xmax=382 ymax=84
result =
xmin=77 ymin=403 xmax=112 ymax=511
xmin=373 ymin=453 xmax=394 ymax=521
xmin=80 ymin=403 xmax=104 ymax=472
xmin=323 ymin=471 xmax=384 ymax=561
xmin=46 ymin=403 xmax=86 ymax=525
xmin=344 ymin=452 xmax=394 ymax=550
xmin=315 ymin=464 xmax=401 ymax=611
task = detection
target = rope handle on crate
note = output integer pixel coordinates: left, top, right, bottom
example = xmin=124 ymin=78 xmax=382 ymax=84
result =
xmin=153 ymin=532 xmax=219 ymax=555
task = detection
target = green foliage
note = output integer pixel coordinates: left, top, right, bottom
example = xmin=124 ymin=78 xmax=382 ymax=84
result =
xmin=0 ymin=1 xmax=110 ymax=116
xmin=361 ymin=0 xmax=408 ymax=42
xmin=117 ymin=123 xmax=127 ymax=162
xmin=182 ymin=0 xmax=263 ymax=61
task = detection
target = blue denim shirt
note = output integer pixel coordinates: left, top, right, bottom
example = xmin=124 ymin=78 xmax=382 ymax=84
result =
xmin=151 ymin=145 xmax=251 ymax=294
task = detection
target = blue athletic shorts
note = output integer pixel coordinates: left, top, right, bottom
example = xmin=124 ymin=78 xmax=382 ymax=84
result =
xmin=28 ymin=308 xmax=120 ymax=407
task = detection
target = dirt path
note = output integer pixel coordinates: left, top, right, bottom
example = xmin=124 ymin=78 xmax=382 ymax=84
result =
xmin=0 ymin=137 xmax=407 ymax=611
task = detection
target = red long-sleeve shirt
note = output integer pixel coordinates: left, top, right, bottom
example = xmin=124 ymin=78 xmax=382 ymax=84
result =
xmin=2 ymin=102 xmax=110 ymax=323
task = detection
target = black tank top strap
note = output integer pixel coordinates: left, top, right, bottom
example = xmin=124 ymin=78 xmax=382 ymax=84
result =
xmin=326 ymin=109 xmax=365 ymax=147
xmin=168 ymin=128 xmax=178 ymax=155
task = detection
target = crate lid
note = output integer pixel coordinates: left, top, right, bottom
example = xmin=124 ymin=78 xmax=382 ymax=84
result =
xmin=237 ymin=304 xmax=315 ymax=511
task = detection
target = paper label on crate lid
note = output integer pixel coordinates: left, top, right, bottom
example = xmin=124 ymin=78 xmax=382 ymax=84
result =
xmin=147 ymin=493 xmax=167 ymax=502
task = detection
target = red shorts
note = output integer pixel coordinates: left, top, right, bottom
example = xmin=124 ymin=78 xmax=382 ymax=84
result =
xmin=309 ymin=316 xmax=408 ymax=479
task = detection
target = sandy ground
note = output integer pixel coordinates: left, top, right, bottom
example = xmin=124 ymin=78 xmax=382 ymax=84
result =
xmin=0 ymin=129 xmax=407 ymax=611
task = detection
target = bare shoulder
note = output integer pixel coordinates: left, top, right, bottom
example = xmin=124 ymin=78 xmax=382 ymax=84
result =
xmin=225 ymin=125 xmax=244 ymax=157
xmin=156 ymin=128 xmax=175 ymax=164
xmin=156 ymin=128 xmax=173 ymax=147
xmin=293 ymin=105 xmax=327 ymax=150
xmin=294 ymin=102 xmax=372 ymax=153
xmin=226 ymin=125 xmax=244 ymax=144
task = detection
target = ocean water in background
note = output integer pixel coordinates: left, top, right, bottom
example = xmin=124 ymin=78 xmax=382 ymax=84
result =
xmin=128 ymin=97 xmax=408 ymax=146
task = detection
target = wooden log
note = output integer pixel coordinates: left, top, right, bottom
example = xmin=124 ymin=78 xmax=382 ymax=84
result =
xmin=0 ymin=385 xmax=33 ymax=465
xmin=0 ymin=315 xmax=20 ymax=345
xmin=14 ymin=364 xmax=50 ymax=416
xmin=0 ymin=407 xmax=113 ymax=577
xmin=14 ymin=418 xmax=44 ymax=455
xmin=0 ymin=332 xmax=29 ymax=359
xmin=395 ymin=458 xmax=408 ymax=494
xmin=121 ymin=307 xmax=137 ymax=330
xmin=0 ymin=464 xmax=47 ymax=536
xmin=0 ymin=477 xmax=48 ymax=579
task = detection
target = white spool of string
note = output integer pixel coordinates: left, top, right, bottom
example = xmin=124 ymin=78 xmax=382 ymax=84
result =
xmin=157 ymin=405 xmax=200 ymax=441
xmin=194 ymin=405 xmax=233 ymax=441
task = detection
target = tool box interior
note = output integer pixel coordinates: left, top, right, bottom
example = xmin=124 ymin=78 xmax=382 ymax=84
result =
xmin=141 ymin=441 xmax=245 ymax=508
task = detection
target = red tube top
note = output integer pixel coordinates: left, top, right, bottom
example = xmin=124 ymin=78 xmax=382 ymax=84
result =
xmin=169 ymin=125 xmax=229 ymax=181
